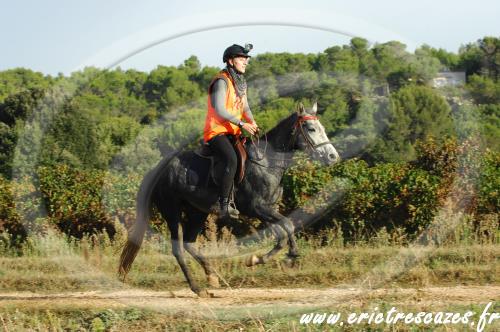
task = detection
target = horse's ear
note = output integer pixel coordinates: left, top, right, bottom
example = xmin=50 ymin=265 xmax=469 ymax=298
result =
xmin=311 ymin=102 xmax=318 ymax=114
xmin=297 ymin=102 xmax=305 ymax=115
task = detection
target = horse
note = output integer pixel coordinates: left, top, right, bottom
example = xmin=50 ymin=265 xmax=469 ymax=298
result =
xmin=118 ymin=102 xmax=340 ymax=297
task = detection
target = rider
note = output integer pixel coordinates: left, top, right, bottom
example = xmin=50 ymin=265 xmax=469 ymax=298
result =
xmin=204 ymin=43 xmax=259 ymax=219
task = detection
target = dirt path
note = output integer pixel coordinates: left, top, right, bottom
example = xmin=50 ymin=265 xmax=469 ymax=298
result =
xmin=1 ymin=286 xmax=498 ymax=318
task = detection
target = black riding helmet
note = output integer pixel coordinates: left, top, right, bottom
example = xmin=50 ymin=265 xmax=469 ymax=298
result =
xmin=223 ymin=43 xmax=253 ymax=63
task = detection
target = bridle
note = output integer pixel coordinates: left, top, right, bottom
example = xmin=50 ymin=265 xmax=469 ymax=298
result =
xmin=249 ymin=114 xmax=334 ymax=168
xmin=289 ymin=115 xmax=334 ymax=153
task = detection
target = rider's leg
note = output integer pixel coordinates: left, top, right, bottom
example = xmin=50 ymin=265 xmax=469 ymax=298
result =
xmin=207 ymin=134 xmax=239 ymax=218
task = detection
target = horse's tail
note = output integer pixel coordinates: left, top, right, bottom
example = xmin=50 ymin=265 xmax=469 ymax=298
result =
xmin=118 ymin=150 xmax=179 ymax=279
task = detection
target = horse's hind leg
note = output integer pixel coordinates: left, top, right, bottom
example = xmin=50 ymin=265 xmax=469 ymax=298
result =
xmin=183 ymin=208 xmax=220 ymax=288
xmin=161 ymin=202 xmax=204 ymax=296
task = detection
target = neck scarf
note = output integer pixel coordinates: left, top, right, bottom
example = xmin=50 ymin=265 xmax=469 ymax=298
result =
xmin=226 ymin=65 xmax=247 ymax=97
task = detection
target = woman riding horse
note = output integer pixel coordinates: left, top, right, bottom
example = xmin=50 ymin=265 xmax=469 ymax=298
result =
xmin=204 ymin=43 xmax=259 ymax=219
xmin=119 ymin=46 xmax=340 ymax=297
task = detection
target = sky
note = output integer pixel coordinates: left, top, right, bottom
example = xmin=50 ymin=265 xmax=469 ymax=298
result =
xmin=1 ymin=0 xmax=499 ymax=76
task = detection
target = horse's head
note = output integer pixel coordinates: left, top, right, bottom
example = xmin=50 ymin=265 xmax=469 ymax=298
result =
xmin=291 ymin=102 xmax=340 ymax=165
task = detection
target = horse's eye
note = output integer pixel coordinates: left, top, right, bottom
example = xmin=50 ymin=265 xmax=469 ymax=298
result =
xmin=307 ymin=128 xmax=316 ymax=132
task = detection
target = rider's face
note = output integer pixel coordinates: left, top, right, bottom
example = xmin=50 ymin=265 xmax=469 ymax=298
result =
xmin=229 ymin=56 xmax=249 ymax=73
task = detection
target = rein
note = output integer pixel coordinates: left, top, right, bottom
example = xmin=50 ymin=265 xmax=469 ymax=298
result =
xmin=249 ymin=132 xmax=289 ymax=169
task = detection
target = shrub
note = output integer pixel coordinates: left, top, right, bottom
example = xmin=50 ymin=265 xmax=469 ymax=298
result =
xmin=38 ymin=164 xmax=115 ymax=238
xmin=0 ymin=175 xmax=27 ymax=244
xmin=477 ymin=150 xmax=500 ymax=215
xmin=283 ymin=141 xmax=459 ymax=240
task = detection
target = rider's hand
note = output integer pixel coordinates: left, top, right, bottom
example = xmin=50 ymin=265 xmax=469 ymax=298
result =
xmin=242 ymin=122 xmax=259 ymax=136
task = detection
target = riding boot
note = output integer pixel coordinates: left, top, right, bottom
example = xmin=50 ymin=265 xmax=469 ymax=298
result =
xmin=218 ymin=197 xmax=240 ymax=219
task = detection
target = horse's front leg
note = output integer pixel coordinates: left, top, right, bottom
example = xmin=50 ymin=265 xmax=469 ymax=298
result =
xmin=246 ymin=205 xmax=299 ymax=266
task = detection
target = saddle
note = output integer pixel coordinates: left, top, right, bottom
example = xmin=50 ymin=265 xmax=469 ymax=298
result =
xmin=191 ymin=135 xmax=248 ymax=187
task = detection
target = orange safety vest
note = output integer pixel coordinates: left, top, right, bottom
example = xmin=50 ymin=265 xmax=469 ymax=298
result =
xmin=203 ymin=70 xmax=246 ymax=143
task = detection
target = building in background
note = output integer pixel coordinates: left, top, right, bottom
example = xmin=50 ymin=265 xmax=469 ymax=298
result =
xmin=432 ymin=71 xmax=466 ymax=88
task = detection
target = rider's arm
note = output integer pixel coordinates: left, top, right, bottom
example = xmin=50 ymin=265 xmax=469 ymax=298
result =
xmin=210 ymin=79 xmax=240 ymax=126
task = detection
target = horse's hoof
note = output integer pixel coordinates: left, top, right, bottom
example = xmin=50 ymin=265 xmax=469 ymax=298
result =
xmin=197 ymin=289 xmax=214 ymax=298
xmin=246 ymin=254 xmax=261 ymax=267
xmin=282 ymin=256 xmax=297 ymax=268
xmin=207 ymin=274 xmax=220 ymax=288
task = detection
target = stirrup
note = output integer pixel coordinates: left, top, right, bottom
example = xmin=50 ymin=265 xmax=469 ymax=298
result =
xmin=228 ymin=200 xmax=240 ymax=217
xmin=218 ymin=198 xmax=239 ymax=219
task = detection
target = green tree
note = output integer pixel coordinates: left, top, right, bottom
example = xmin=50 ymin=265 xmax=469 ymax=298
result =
xmin=424 ymin=45 xmax=460 ymax=70
xmin=124 ymin=68 xmax=148 ymax=98
xmin=0 ymin=88 xmax=45 ymax=126
xmin=144 ymin=65 xmax=202 ymax=111
xmin=0 ymin=123 xmax=16 ymax=176
xmin=323 ymin=45 xmax=359 ymax=73
xmin=0 ymin=88 xmax=46 ymax=177
xmin=0 ymin=68 xmax=51 ymax=103
xmin=411 ymin=46 xmax=442 ymax=83
xmin=369 ymin=41 xmax=410 ymax=90
xmin=179 ymin=55 xmax=201 ymax=80
xmin=332 ymin=97 xmax=384 ymax=159
xmin=477 ymin=36 xmax=499 ymax=80
xmin=459 ymin=37 xmax=500 ymax=80
xmin=41 ymin=103 xmax=102 ymax=169
xmin=194 ymin=66 xmax=220 ymax=91
xmin=370 ymin=85 xmax=453 ymax=162
xmin=248 ymin=75 xmax=279 ymax=106
xmin=467 ymin=74 xmax=500 ymax=104
xmin=350 ymin=37 xmax=374 ymax=75
xmin=478 ymin=104 xmax=500 ymax=151
xmin=112 ymin=126 xmax=162 ymax=174
xmin=253 ymin=97 xmax=296 ymax=132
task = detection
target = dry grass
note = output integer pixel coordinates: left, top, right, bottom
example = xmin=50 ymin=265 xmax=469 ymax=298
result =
xmin=0 ymin=214 xmax=498 ymax=330
xmin=0 ymin=227 xmax=497 ymax=293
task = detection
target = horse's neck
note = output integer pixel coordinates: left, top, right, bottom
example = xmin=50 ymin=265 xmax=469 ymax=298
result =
xmin=245 ymin=145 xmax=290 ymax=180
xmin=263 ymin=113 xmax=297 ymax=152
xmin=247 ymin=114 xmax=297 ymax=173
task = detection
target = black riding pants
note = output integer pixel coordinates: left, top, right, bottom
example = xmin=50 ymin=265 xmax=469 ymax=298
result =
xmin=208 ymin=134 xmax=237 ymax=199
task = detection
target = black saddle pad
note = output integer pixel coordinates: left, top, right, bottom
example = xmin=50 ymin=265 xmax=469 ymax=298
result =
xmin=186 ymin=154 xmax=224 ymax=187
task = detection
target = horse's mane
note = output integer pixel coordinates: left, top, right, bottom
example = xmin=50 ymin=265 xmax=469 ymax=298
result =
xmin=263 ymin=112 xmax=298 ymax=148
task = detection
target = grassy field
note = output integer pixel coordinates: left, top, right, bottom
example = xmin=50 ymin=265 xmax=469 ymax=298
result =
xmin=1 ymin=302 xmax=498 ymax=331
xmin=0 ymin=223 xmax=498 ymax=331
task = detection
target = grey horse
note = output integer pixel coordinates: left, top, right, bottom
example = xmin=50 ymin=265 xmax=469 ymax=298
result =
xmin=119 ymin=102 xmax=339 ymax=297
